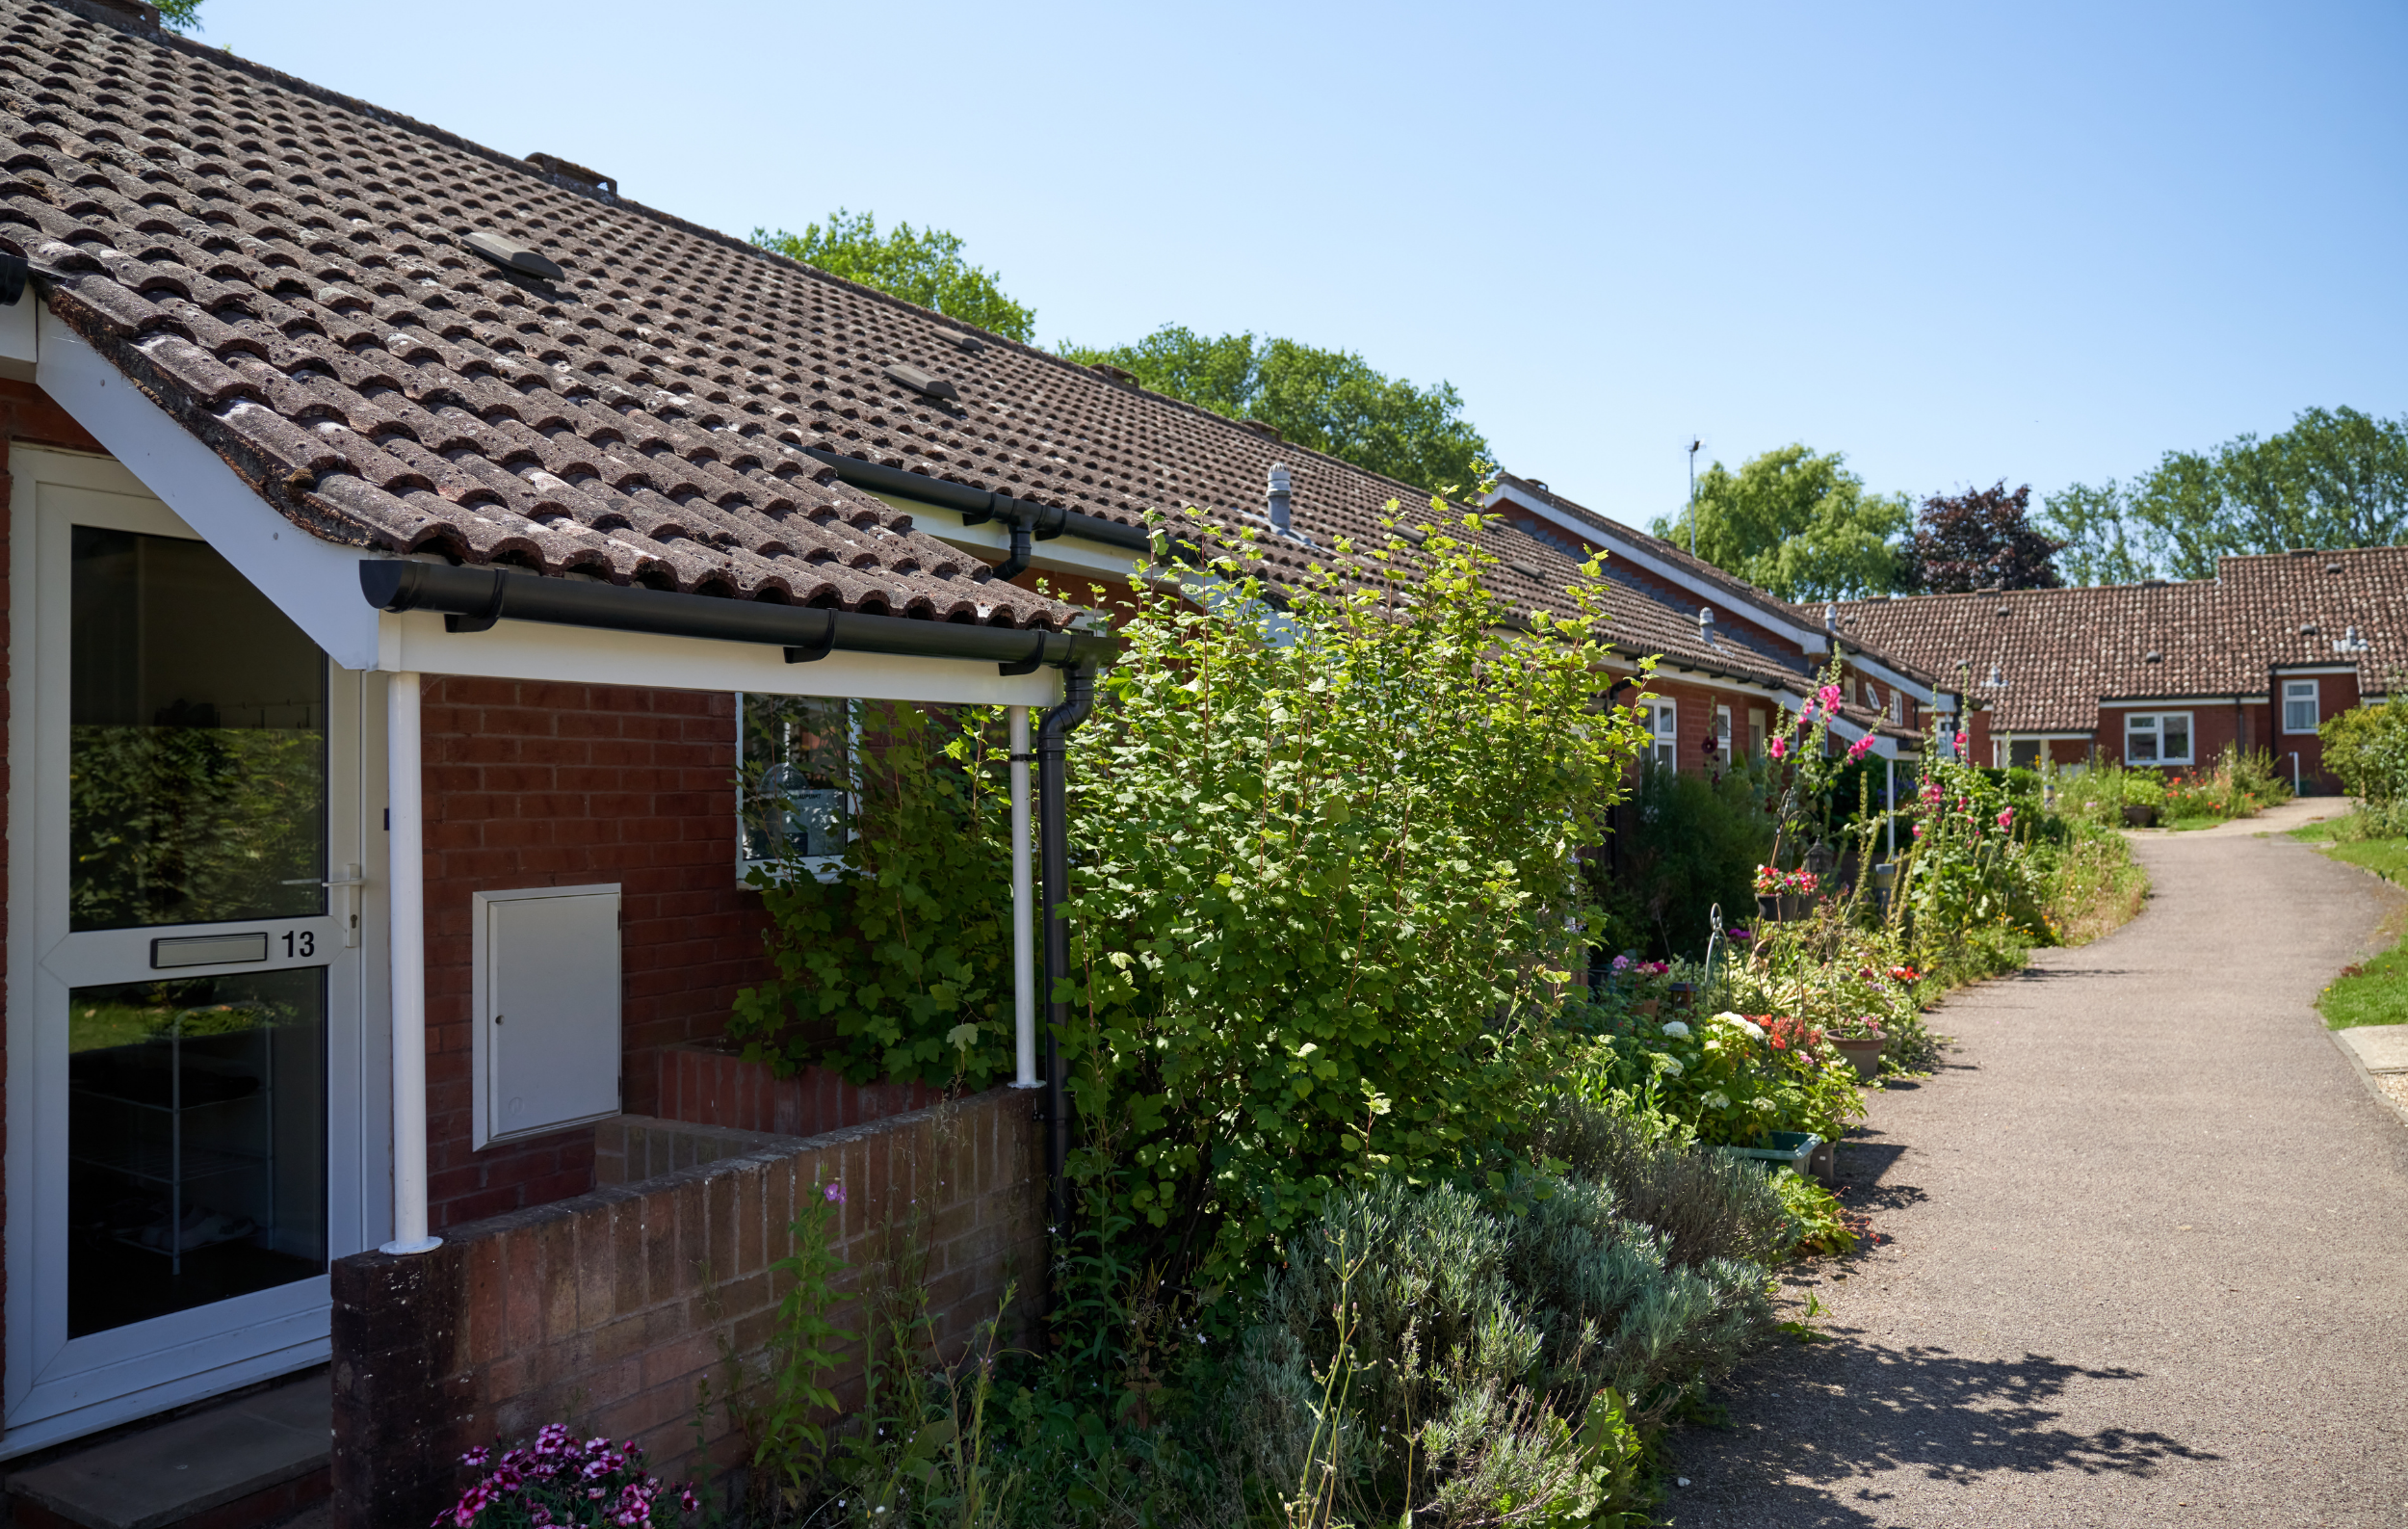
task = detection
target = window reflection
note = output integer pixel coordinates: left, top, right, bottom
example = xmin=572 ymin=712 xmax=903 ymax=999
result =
xmin=69 ymin=528 xmax=326 ymax=931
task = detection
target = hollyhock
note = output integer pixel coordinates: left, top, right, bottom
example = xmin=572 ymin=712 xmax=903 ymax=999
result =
xmin=1769 ymin=735 xmax=1788 ymax=759
xmin=1846 ymin=735 xmax=1875 ymax=761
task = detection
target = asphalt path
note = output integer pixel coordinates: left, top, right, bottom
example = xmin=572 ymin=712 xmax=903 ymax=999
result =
xmin=1665 ymin=805 xmax=2408 ymax=1528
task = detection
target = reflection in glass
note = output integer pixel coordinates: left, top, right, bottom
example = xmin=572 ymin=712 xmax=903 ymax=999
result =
xmin=740 ymin=696 xmax=851 ymax=862
xmin=69 ymin=526 xmax=326 ymax=932
xmin=66 ymin=968 xmax=327 ymax=1337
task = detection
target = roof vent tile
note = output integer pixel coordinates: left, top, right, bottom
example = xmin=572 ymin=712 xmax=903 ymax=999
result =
xmin=460 ymin=229 xmax=563 ymax=282
xmin=525 ymin=152 xmax=617 ymax=198
xmin=1089 ymin=363 xmax=1135 ymax=384
xmin=881 ymin=362 xmax=958 ymax=402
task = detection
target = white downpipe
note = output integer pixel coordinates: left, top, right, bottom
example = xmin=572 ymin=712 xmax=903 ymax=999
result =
xmin=1885 ymin=756 xmax=1896 ymax=860
xmin=380 ymin=672 xmax=441 ymax=1255
xmin=1008 ymin=706 xmax=1038 ymax=1089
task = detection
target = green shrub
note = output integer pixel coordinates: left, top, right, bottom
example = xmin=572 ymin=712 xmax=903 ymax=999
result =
xmin=1520 ymin=1094 xmax=1794 ymax=1271
xmin=2321 ymin=701 xmax=2408 ymax=802
xmin=1579 ymin=1010 xmax=1863 ymax=1147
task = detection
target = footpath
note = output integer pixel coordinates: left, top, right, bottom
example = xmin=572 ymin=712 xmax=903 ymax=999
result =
xmin=1665 ymin=802 xmax=2408 ymax=1528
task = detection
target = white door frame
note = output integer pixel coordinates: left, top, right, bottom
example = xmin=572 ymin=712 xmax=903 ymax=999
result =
xmin=3 ymin=446 xmax=389 ymax=1458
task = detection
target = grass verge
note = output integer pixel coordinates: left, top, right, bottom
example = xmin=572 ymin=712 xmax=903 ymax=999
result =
xmin=2290 ymin=809 xmax=2408 ymax=1028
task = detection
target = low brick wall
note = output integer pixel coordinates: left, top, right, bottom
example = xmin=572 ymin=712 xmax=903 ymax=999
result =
xmin=328 ymin=1083 xmax=1042 ymax=1528
xmin=658 ymin=1041 xmax=947 ymax=1139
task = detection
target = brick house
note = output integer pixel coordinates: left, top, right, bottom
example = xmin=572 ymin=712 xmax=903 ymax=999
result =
xmin=1833 ymin=546 xmax=2408 ymax=792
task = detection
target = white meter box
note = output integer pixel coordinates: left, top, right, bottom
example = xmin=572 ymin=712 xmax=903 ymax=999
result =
xmin=470 ymin=883 xmax=623 ymax=1149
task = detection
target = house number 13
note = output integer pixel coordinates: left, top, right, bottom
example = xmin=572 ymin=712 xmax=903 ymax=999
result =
xmin=282 ymin=930 xmax=316 ymax=959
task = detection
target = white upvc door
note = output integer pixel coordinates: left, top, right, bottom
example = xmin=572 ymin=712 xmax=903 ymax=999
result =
xmin=4 ymin=448 xmax=386 ymax=1457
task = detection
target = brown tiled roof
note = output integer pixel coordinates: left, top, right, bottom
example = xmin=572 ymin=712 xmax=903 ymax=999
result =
xmin=0 ymin=0 xmax=1071 ymax=625
xmin=0 ymin=0 xmax=1904 ymax=686
xmin=1834 ymin=545 xmax=2408 ymax=733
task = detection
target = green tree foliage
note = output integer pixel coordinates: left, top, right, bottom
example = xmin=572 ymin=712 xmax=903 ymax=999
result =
xmin=157 ymin=0 xmax=201 ymax=29
xmin=2321 ymin=700 xmax=2408 ymax=803
xmin=2043 ymin=407 xmax=2408 ymax=583
xmin=1059 ymin=325 xmax=1492 ymax=493
xmin=752 ymin=210 xmax=1036 ymax=343
xmin=1899 ymin=481 xmax=2065 ymax=593
xmin=1648 ymin=444 xmax=1910 ymax=601
xmin=1596 ymin=761 xmax=1776 ymax=961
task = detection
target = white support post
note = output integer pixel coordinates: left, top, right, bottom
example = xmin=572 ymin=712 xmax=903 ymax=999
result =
xmin=1885 ymin=756 xmax=1896 ymax=860
xmin=380 ymin=672 xmax=441 ymax=1255
xmin=1008 ymin=705 xmax=1038 ymax=1089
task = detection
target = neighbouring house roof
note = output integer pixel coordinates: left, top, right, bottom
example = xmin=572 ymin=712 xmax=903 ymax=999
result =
xmin=1833 ymin=545 xmax=2408 ymax=734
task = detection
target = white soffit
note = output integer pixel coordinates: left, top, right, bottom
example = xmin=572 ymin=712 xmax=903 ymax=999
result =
xmin=874 ymin=490 xmax=1145 ymax=583
xmin=36 ymin=299 xmax=1060 ymax=706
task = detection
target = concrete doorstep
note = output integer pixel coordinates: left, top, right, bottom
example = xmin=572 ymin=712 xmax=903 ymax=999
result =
xmin=2335 ymin=1023 xmax=2408 ymax=1074
xmin=4 ymin=1378 xmax=329 ymax=1529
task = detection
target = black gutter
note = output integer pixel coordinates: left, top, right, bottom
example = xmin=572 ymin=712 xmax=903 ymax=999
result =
xmin=1035 ymin=661 xmax=1098 ymax=1290
xmin=358 ymin=560 xmax=1114 ymax=672
xmin=799 ymin=450 xmax=1176 ymax=578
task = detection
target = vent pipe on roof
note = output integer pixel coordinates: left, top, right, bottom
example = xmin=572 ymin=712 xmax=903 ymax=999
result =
xmin=1698 ymin=605 xmax=1714 ymax=644
xmin=1824 ymin=602 xmax=1839 ymax=634
xmin=1267 ymin=464 xmax=1294 ymax=535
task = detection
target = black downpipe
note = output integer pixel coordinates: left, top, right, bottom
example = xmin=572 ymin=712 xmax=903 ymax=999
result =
xmin=994 ymin=516 xmax=1035 ymax=582
xmin=1037 ymin=662 xmax=1099 ymax=1296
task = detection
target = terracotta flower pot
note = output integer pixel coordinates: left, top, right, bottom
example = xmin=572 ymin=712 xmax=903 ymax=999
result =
xmin=1832 ymin=1035 xmax=1884 ymax=1082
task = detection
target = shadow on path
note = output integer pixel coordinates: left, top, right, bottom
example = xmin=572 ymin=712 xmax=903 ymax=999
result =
xmin=1672 ymin=1335 xmax=2221 ymax=1527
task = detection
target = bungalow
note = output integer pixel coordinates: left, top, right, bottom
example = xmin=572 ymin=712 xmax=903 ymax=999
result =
xmin=0 ymin=1 xmax=1890 ymax=1520
xmin=1833 ymin=546 xmax=2408 ymax=792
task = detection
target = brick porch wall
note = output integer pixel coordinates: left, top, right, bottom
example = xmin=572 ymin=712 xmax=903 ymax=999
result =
xmin=417 ymin=677 xmax=775 ymax=1229
xmin=327 ymin=1079 xmax=1044 ymax=1529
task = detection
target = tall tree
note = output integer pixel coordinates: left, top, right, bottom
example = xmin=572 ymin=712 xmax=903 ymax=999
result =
xmin=752 ymin=211 xmax=1035 ymax=343
xmin=1900 ymin=482 xmax=2064 ymax=593
xmin=1060 ymin=325 xmax=1491 ymax=493
xmin=158 ymin=0 xmax=200 ymax=27
xmin=1648 ymin=444 xmax=1910 ymax=601
xmin=2042 ymin=407 xmax=2408 ymax=583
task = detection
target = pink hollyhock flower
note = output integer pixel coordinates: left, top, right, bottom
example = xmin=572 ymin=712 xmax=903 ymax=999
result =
xmin=1769 ymin=736 xmax=1788 ymax=759
xmin=1819 ymin=683 xmax=1844 ymax=711
xmin=1998 ymin=808 xmax=2014 ymax=830
xmin=1954 ymin=730 xmax=1969 ymax=754
xmin=1846 ymin=735 xmax=1874 ymax=761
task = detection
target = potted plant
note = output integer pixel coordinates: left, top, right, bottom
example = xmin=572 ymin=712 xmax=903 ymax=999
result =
xmin=1753 ymin=864 xmax=1819 ymax=924
xmin=1825 ymin=1015 xmax=1886 ymax=1082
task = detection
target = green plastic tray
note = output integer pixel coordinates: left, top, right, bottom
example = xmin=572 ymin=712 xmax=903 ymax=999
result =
xmin=1715 ymin=1130 xmax=1820 ymax=1173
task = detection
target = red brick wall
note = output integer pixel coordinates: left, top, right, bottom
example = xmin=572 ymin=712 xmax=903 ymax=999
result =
xmin=419 ymin=678 xmax=772 ymax=1229
xmin=1 ymin=380 xmax=109 ymax=1391
xmin=328 ymin=1080 xmax=1043 ymax=1528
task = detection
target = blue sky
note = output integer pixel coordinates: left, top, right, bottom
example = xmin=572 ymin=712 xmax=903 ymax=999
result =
xmin=195 ymin=1 xmax=2407 ymax=530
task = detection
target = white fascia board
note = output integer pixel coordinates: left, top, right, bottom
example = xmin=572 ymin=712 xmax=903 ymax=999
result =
xmin=378 ymin=608 xmax=1062 ymax=706
xmin=37 ymin=300 xmax=384 ymax=668
xmin=1990 ymin=731 xmax=2094 ymax=740
xmin=1482 ymin=483 xmax=1828 ymax=651
xmin=0 ymin=289 xmax=32 ymax=382
xmin=2098 ymin=695 xmax=2249 ymax=707
xmin=873 ymin=489 xmax=1146 ymax=584
xmin=2270 ymin=663 xmax=2362 ymax=676
xmin=1842 ymin=648 xmax=1945 ymax=701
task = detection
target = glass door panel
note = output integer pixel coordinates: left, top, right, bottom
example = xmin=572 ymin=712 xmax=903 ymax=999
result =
xmin=68 ymin=525 xmax=327 ymax=933
xmin=66 ymin=968 xmax=327 ymax=1338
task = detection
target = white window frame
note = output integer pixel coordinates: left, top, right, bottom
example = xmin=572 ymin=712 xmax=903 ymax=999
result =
xmin=2123 ymin=710 xmax=2193 ymax=766
xmin=2282 ymin=679 xmax=2319 ymax=735
xmin=737 ymin=694 xmax=861 ymax=884
xmin=1643 ymin=699 xmax=1678 ymax=767
xmin=1713 ymin=703 xmax=1733 ymax=758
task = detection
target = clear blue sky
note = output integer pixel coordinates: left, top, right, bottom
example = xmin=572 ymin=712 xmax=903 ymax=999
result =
xmin=195 ymin=0 xmax=2407 ymax=529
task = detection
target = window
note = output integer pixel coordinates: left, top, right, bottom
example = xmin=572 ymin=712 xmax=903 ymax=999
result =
xmin=2008 ymin=740 xmax=2042 ymax=770
xmin=2283 ymin=679 xmax=2319 ymax=734
xmin=738 ymin=694 xmax=855 ymax=879
xmin=1748 ymin=707 xmax=1767 ymax=756
xmin=1641 ymin=699 xmax=1677 ymax=766
xmin=2124 ymin=711 xmax=2192 ymax=765
xmin=1889 ymin=691 xmax=1905 ymax=725
xmin=1713 ymin=704 xmax=1733 ymax=759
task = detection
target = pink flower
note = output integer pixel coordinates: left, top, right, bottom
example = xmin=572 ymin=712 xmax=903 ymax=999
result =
xmin=1819 ymin=684 xmax=1844 ymax=712
xmin=1769 ymin=736 xmax=1788 ymax=759
xmin=1997 ymin=808 xmax=2014 ymax=830
xmin=1954 ymin=730 xmax=1968 ymax=754
xmin=824 ymin=1181 xmax=847 ymax=1204
xmin=1846 ymin=735 xmax=1874 ymax=761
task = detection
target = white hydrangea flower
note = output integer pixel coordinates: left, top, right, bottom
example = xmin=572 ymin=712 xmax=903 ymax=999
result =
xmin=1702 ymin=1091 xmax=1731 ymax=1110
xmin=1714 ymin=1011 xmax=1766 ymax=1040
xmin=1660 ymin=1020 xmax=1690 ymax=1038
xmin=1657 ymin=1057 xmax=1685 ymax=1077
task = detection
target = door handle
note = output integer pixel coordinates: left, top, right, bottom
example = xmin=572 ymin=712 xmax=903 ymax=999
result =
xmin=281 ymin=863 xmax=367 ymax=948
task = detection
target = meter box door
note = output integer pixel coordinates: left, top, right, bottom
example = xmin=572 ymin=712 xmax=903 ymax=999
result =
xmin=470 ymin=884 xmax=623 ymax=1149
